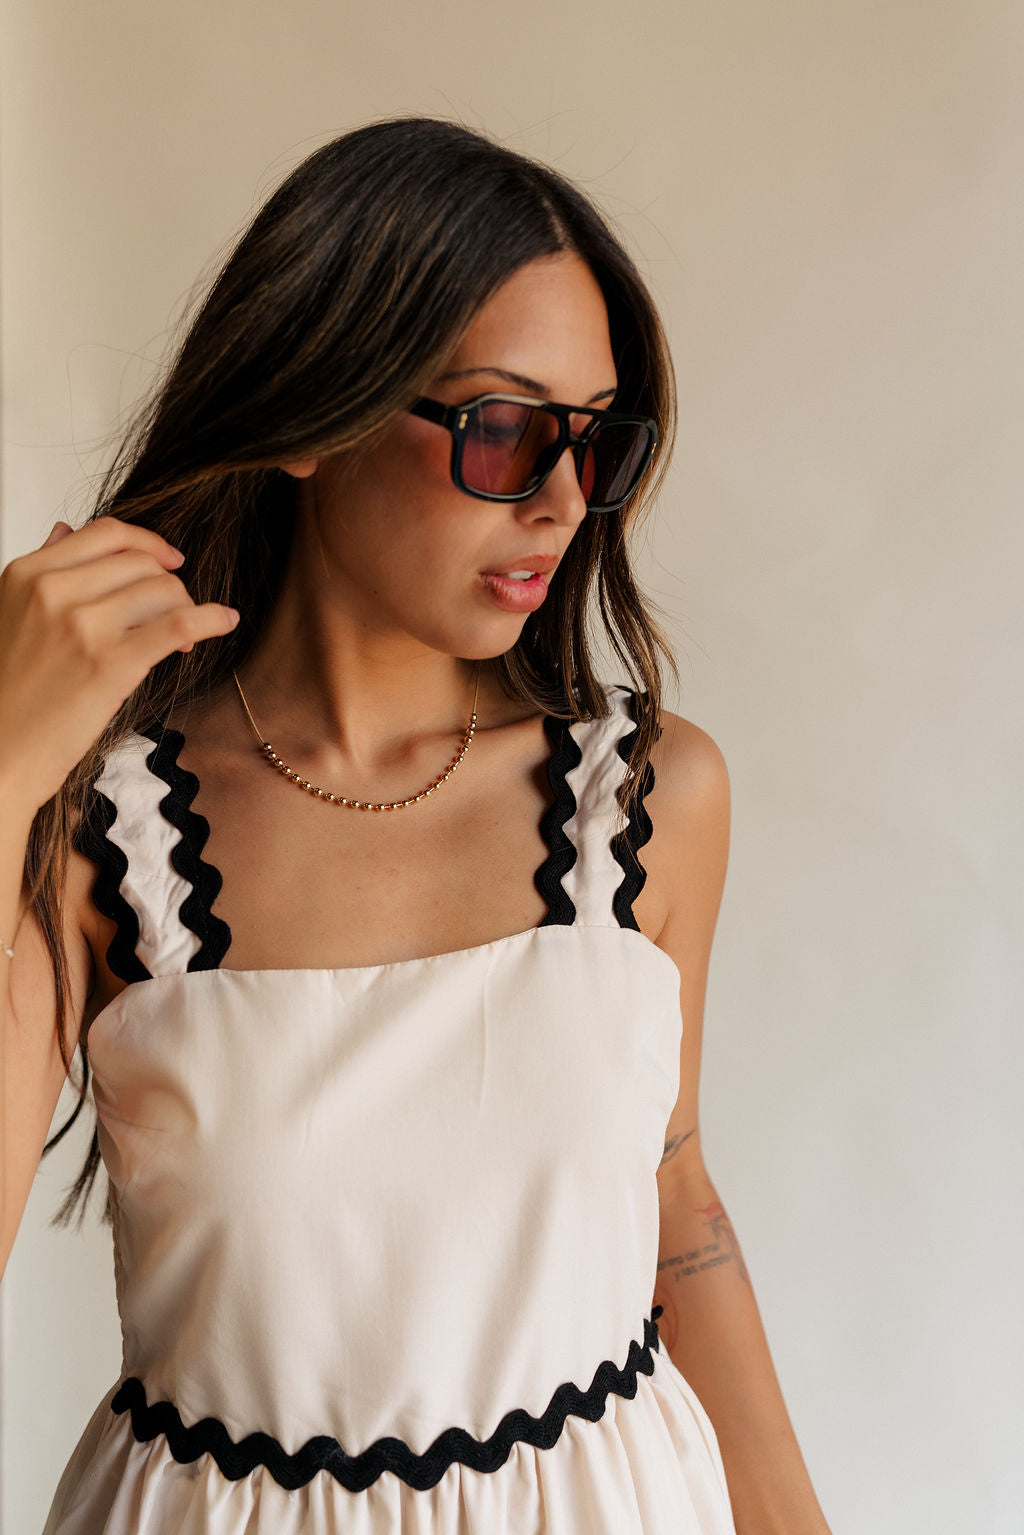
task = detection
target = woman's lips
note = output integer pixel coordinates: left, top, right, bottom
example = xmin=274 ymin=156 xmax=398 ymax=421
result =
xmin=479 ymin=571 xmax=550 ymax=612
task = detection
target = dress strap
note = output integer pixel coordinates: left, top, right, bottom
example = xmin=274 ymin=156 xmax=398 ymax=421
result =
xmin=78 ymin=690 xmax=655 ymax=977
xmin=74 ymin=724 xmax=231 ymax=983
xmin=537 ymin=685 xmax=657 ymax=932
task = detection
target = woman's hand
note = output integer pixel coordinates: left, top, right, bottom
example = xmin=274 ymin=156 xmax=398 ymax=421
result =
xmin=0 ymin=516 xmax=239 ymax=817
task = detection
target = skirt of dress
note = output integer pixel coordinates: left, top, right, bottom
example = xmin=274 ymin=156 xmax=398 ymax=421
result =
xmin=42 ymin=1347 xmax=736 ymax=1535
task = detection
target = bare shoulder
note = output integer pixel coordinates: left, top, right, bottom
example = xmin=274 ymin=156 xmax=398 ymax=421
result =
xmin=635 ymin=707 xmax=731 ymax=941
xmin=648 ymin=708 xmax=730 ymax=832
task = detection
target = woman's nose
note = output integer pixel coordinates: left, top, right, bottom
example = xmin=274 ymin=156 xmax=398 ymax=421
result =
xmin=520 ymin=445 xmax=588 ymax=527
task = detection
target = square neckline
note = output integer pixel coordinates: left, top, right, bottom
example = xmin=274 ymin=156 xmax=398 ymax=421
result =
xmin=132 ymin=699 xmax=576 ymax=976
xmin=77 ymin=682 xmax=669 ymax=1017
xmin=84 ymin=921 xmax=682 ymax=1062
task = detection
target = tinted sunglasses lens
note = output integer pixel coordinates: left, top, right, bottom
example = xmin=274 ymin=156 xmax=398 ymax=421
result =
xmin=461 ymin=401 xmax=560 ymax=496
xmin=580 ymin=421 xmax=654 ymax=509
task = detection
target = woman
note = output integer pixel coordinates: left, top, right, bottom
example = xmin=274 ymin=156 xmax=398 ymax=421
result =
xmin=0 ymin=117 xmax=831 ymax=1533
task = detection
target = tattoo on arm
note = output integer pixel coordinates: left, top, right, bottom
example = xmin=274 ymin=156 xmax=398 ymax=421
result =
xmin=657 ymin=1199 xmax=750 ymax=1286
xmin=659 ymin=1127 xmax=695 ymax=1167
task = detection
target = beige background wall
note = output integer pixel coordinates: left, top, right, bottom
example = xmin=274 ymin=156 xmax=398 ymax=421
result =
xmin=2 ymin=2 xmax=1022 ymax=1531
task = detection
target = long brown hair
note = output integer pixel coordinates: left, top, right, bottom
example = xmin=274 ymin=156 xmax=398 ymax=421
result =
xmin=27 ymin=114 xmax=679 ymax=1226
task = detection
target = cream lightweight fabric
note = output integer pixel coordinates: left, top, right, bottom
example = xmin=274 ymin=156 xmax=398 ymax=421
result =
xmin=43 ymin=683 xmax=737 ymax=1534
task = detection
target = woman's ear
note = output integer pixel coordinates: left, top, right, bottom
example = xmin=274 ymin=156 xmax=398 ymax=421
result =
xmin=278 ymin=459 xmax=319 ymax=480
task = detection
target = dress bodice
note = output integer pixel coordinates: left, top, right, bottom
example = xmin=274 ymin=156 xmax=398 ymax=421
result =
xmin=72 ymin=683 xmax=683 ymax=1486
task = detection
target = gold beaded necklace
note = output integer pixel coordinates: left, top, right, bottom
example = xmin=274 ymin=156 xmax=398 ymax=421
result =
xmin=231 ymin=664 xmax=481 ymax=812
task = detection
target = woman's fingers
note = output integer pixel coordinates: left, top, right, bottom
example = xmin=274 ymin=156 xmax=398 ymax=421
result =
xmin=0 ymin=517 xmax=238 ymax=815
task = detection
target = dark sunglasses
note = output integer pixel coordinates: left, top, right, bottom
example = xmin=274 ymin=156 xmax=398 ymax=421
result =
xmin=408 ymin=393 xmax=658 ymax=513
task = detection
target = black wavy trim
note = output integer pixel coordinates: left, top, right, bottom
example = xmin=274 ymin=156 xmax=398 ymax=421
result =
xmin=535 ymin=712 xmax=582 ymax=927
xmin=73 ymin=789 xmax=152 ymax=985
xmin=136 ymin=722 xmax=233 ymax=971
xmin=611 ymin=690 xmax=657 ymax=933
xmin=111 ymin=1308 xmax=664 ymax=1493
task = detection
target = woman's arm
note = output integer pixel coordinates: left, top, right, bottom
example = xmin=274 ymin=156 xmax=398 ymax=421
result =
xmin=0 ymin=782 xmax=88 ymax=1278
xmin=646 ymin=714 xmax=831 ymax=1535
xmin=655 ymin=1158 xmax=830 ymax=1535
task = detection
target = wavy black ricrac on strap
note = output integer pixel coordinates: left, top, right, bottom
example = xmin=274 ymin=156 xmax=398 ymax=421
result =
xmin=111 ymin=1310 xmax=663 ymax=1492
xmin=74 ymin=788 xmax=152 ymax=985
xmin=136 ymin=722 xmax=233 ymax=971
xmin=611 ymin=690 xmax=657 ymax=932
xmin=535 ymin=712 xmax=582 ymax=927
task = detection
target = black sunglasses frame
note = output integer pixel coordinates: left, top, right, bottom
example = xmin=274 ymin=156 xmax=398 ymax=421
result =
xmin=409 ymin=393 xmax=659 ymax=513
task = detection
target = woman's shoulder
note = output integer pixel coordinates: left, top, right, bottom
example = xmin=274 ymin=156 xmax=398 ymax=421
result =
xmin=650 ymin=705 xmax=730 ymax=808
xmin=626 ymin=702 xmax=730 ymax=943
xmin=644 ymin=703 xmax=730 ymax=889
xmin=595 ymin=680 xmax=729 ymax=809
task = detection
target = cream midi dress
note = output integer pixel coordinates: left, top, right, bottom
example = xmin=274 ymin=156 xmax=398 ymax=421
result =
xmin=42 ymin=683 xmax=737 ymax=1534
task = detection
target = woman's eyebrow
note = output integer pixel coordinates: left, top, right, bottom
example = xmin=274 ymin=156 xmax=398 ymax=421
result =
xmin=437 ymin=366 xmax=616 ymax=404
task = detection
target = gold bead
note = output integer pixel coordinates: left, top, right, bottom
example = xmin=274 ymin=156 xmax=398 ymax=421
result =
xmin=243 ymin=660 xmax=480 ymax=811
